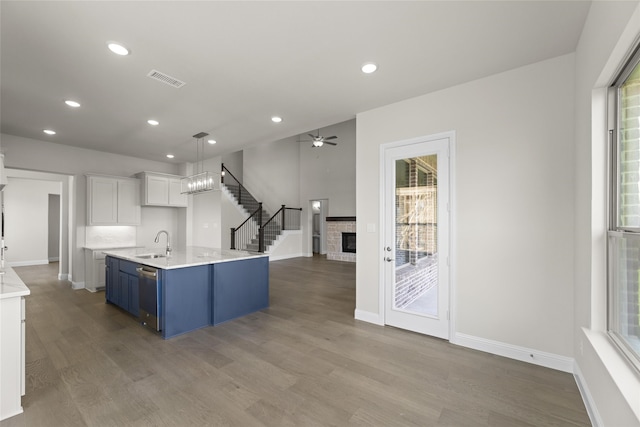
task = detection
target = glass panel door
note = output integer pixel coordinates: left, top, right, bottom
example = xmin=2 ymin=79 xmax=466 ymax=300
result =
xmin=394 ymin=155 xmax=439 ymax=317
xmin=383 ymin=135 xmax=450 ymax=339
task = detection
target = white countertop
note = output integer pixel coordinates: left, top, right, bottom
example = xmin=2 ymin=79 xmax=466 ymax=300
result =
xmin=84 ymin=245 xmax=142 ymax=251
xmin=0 ymin=265 xmax=30 ymax=299
xmin=102 ymin=246 xmax=268 ymax=270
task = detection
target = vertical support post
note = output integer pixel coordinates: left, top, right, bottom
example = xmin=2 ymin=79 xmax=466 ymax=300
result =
xmin=230 ymin=228 xmax=236 ymax=250
xmin=221 ymin=163 xmax=225 ymax=184
xmin=257 ymin=203 xmax=264 ymax=252
xmin=280 ymin=205 xmax=286 ymax=231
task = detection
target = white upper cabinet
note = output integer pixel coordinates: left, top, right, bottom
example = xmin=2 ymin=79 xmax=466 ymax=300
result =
xmin=137 ymin=172 xmax=187 ymax=207
xmin=87 ymin=175 xmax=141 ymax=225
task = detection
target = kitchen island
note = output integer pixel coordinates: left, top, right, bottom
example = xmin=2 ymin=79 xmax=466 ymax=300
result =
xmin=102 ymin=247 xmax=269 ymax=339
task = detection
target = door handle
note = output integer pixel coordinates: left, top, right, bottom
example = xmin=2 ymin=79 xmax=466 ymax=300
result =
xmin=385 ymin=257 xmax=394 ymax=262
xmin=136 ymin=267 xmax=157 ymax=278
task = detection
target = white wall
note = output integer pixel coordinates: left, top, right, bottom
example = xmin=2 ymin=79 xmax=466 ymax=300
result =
xmin=222 ymin=150 xmax=243 ymax=184
xmin=4 ymin=178 xmax=61 ymax=266
xmin=299 ymin=119 xmax=356 ymax=217
xmin=357 ymin=54 xmax=576 ymax=358
xmin=190 ymin=156 xmax=222 ymax=248
xmin=243 ymin=137 xmax=300 ymax=214
xmin=573 ymin=1 xmax=640 ymax=425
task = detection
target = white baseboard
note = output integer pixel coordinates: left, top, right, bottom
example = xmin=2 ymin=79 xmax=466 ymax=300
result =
xmin=48 ymin=257 xmax=59 ymax=262
xmin=58 ymin=273 xmax=70 ymax=281
xmin=573 ymin=361 xmax=603 ymax=427
xmin=71 ymin=281 xmax=85 ymax=290
xmin=354 ymin=309 xmax=384 ymax=325
xmin=452 ymin=332 xmax=574 ymax=373
xmin=7 ymin=259 xmax=49 ymax=267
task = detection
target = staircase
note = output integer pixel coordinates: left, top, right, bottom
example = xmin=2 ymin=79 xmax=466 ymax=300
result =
xmin=222 ymin=164 xmax=301 ymax=253
xmin=223 ymin=183 xmax=280 ymax=251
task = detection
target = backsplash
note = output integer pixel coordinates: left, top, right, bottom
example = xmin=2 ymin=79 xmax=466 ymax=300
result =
xmin=85 ymin=226 xmax=136 ymax=248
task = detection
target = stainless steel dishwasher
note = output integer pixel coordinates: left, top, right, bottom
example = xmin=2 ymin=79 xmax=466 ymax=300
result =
xmin=137 ymin=265 xmax=161 ymax=332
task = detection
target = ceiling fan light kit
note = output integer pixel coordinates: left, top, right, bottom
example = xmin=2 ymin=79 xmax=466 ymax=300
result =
xmin=301 ymin=130 xmax=338 ymax=148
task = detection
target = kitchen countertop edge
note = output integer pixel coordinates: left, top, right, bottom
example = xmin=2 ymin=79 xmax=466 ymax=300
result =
xmin=102 ymin=246 xmax=268 ymax=270
xmin=0 ymin=266 xmax=31 ymax=299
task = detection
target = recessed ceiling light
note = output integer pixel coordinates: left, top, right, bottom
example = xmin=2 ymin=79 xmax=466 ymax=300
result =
xmin=43 ymin=129 xmax=56 ymax=135
xmin=147 ymin=119 xmax=159 ymax=126
xmin=207 ymin=139 xmax=217 ymax=145
xmin=166 ymin=154 xmax=175 ymax=159
xmin=271 ymin=116 xmax=283 ymax=123
xmin=65 ymin=100 xmax=81 ymax=108
xmin=361 ymin=62 xmax=378 ymax=74
xmin=108 ymin=42 xmax=129 ymax=56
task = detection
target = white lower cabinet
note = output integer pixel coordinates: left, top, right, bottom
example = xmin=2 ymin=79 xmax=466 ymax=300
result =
xmin=0 ymin=268 xmax=30 ymax=421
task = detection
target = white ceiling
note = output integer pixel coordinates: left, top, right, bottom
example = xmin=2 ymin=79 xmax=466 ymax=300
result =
xmin=0 ymin=1 xmax=591 ymax=164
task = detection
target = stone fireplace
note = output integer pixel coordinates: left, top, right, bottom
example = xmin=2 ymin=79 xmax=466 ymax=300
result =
xmin=327 ymin=217 xmax=356 ymax=262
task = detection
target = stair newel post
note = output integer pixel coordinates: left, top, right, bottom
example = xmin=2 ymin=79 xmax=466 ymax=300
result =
xmin=280 ymin=205 xmax=286 ymax=231
xmin=258 ymin=203 xmax=264 ymax=252
xmin=231 ymin=227 xmax=237 ymax=250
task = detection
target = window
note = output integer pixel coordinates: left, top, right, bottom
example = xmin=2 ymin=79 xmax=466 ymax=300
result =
xmin=609 ymin=43 xmax=640 ymax=370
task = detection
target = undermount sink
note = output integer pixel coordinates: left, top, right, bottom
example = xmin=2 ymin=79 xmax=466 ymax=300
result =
xmin=137 ymin=253 xmax=166 ymax=259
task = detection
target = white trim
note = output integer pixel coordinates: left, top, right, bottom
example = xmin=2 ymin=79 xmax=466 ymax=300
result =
xmin=354 ymin=309 xmax=384 ymax=325
xmin=452 ymin=332 xmax=574 ymax=373
xmin=448 ymin=134 xmax=457 ymax=340
xmin=71 ymin=281 xmax=84 ymax=290
xmin=573 ymin=361 xmax=604 ymax=427
xmin=7 ymin=259 xmax=49 ymax=267
xmin=48 ymin=257 xmax=59 ymax=262
xmin=57 ymin=273 xmax=70 ymax=281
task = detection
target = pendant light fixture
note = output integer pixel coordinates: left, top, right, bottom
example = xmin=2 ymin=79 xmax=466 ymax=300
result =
xmin=181 ymin=132 xmax=219 ymax=194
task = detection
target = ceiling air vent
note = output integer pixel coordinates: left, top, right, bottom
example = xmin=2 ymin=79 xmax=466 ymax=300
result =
xmin=146 ymin=69 xmax=186 ymax=88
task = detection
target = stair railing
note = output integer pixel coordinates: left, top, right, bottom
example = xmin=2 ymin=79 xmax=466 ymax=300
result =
xmin=230 ymin=203 xmax=262 ymax=251
xmin=258 ymin=205 xmax=303 ymax=252
xmin=221 ymin=163 xmax=260 ymax=208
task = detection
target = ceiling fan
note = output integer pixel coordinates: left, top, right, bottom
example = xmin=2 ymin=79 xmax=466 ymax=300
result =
xmin=300 ymin=130 xmax=338 ymax=148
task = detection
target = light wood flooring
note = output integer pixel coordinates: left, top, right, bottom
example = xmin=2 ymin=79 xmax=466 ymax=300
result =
xmin=1 ymin=257 xmax=590 ymax=426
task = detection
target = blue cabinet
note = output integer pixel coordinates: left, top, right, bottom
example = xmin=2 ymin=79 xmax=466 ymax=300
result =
xmin=105 ymin=256 xmax=139 ymax=317
xmin=212 ymin=257 xmax=269 ymax=326
xmin=160 ymin=265 xmax=210 ymax=339
xmin=160 ymin=257 xmax=269 ymax=339
xmin=105 ymin=256 xmax=118 ymax=304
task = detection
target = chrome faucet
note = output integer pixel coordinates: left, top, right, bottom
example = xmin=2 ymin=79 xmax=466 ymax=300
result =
xmin=154 ymin=230 xmax=171 ymax=256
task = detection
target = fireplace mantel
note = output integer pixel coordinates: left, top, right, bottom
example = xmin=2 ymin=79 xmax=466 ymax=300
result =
xmin=326 ymin=216 xmax=356 ymax=222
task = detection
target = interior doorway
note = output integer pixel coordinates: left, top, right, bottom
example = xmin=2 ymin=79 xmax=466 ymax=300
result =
xmin=310 ymin=199 xmax=328 ymax=255
xmin=48 ymin=194 xmax=60 ymax=262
